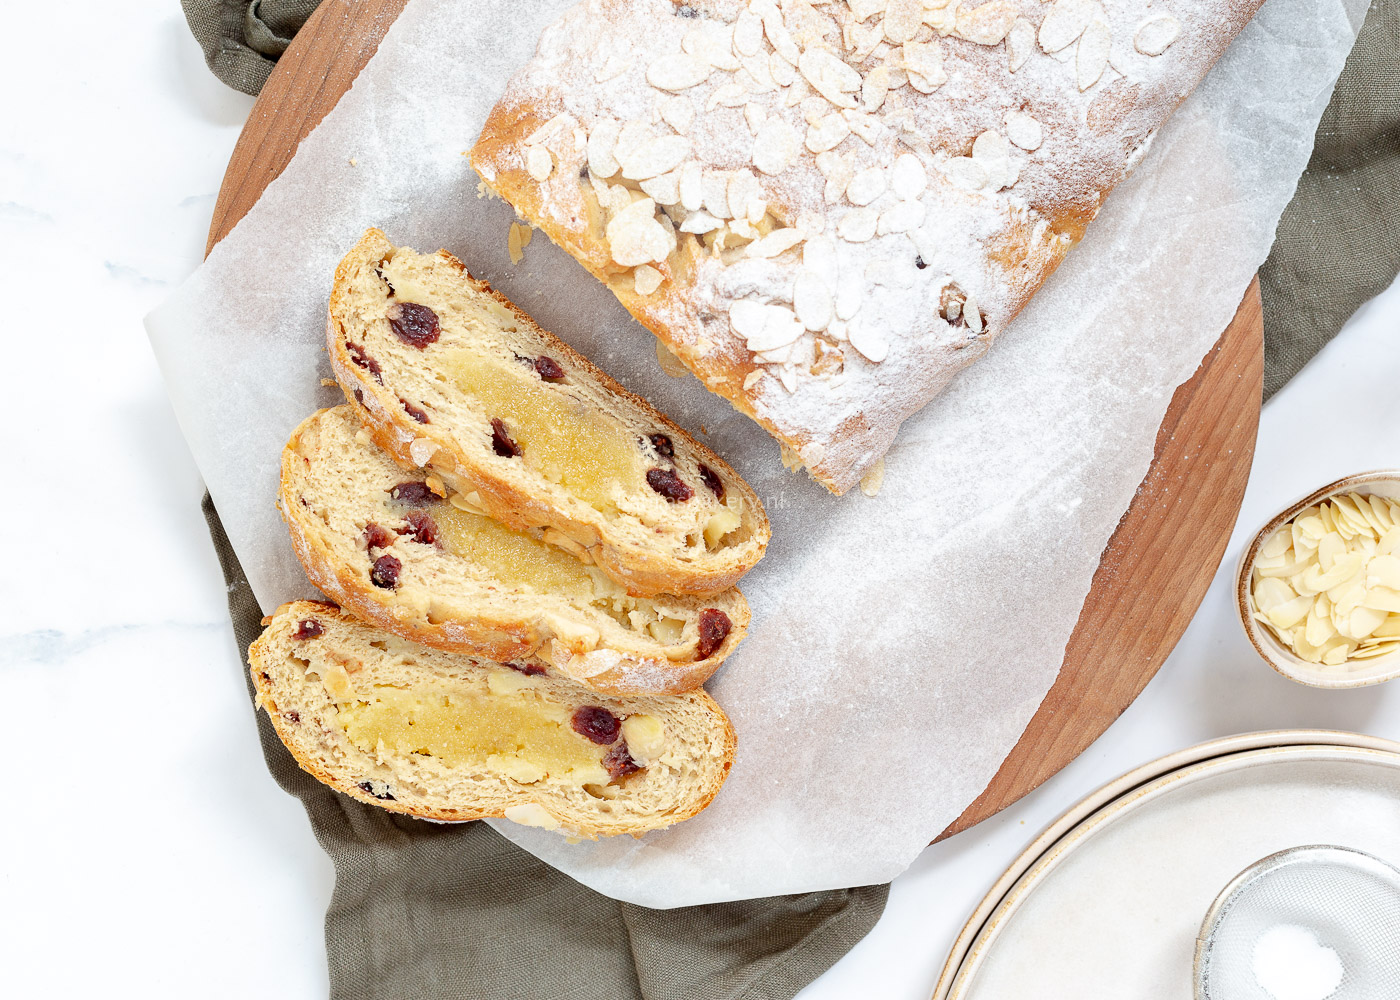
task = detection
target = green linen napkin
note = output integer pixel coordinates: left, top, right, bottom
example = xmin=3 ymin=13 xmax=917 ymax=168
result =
xmin=185 ymin=0 xmax=1397 ymax=995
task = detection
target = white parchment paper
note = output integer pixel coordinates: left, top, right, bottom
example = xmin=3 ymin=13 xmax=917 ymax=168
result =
xmin=147 ymin=0 xmax=1365 ymax=907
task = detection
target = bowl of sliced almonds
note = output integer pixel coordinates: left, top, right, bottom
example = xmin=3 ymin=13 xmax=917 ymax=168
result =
xmin=1236 ymin=471 xmax=1400 ymax=688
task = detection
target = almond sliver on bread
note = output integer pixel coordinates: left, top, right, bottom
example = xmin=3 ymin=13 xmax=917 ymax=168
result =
xmin=281 ymin=406 xmax=749 ymax=695
xmin=250 ymin=601 xmax=735 ymax=837
xmin=328 ymin=228 xmax=770 ymax=599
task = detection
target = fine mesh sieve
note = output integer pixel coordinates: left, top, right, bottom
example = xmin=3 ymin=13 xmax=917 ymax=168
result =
xmin=1194 ymin=846 xmax=1400 ymax=1000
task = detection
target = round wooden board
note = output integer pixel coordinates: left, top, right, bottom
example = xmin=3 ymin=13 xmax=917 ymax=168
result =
xmin=208 ymin=0 xmax=1265 ymax=844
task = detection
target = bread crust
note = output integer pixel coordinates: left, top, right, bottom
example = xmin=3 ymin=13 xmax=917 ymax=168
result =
xmin=468 ymin=0 xmax=1266 ymax=494
xmin=249 ymin=601 xmax=736 ymax=835
xmin=279 ymin=408 xmax=750 ymax=695
xmin=328 ymin=228 xmax=770 ymax=599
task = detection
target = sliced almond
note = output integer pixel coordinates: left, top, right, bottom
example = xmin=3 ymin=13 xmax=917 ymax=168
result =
xmin=639 ymin=169 xmax=681 ymax=206
xmin=682 ymin=20 xmax=740 ymax=71
xmin=677 ymin=161 xmax=704 ymax=212
xmin=661 ymin=96 xmax=695 ymax=135
xmin=836 ymin=207 xmax=879 ymax=242
xmin=891 ymin=153 xmax=927 ymax=200
xmin=955 ymin=0 xmax=1020 ymax=45
xmin=944 ymin=157 xmax=988 ymax=191
xmin=1005 ymin=111 xmax=1043 ymax=151
xmin=836 ymin=275 xmax=864 ymax=320
xmin=1076 ymin=19 xmax=1111 ymax=91
xmin=884 ymin=0 xmax=924 ymax=43
xmin=727 ymin=169 xmax=765 ymax=223
xmin=620 ymin=134 xmax=690 ymax=181
xmin=526 ymin=146 xmax=553 ymax=181
xmin=763 ymin=9 xmax=801 ymax=63
xmin=848 ymin=323 xmax=889 ymax=363
xmin=752 ymin=119 xmax=800 ymax=174
xmin=745 ymin=228 xmax=806 ymax=258
xmin=647 ymin=54 xmax=712 ymax=92
xmin=1006 ymin=17 xmax=1036 ymax=71
xmin=679 ymin=210 xmax=723 ymax=234
xmin=605 ymin=198 xmax=673 ymax=266
xmin=860 ymin=458 xmax=886 ymax=497
xmin=902 ymin=42 xmax=948 ymax=92
xmin=802 ymin=235 xmax=839 ymax=284
xmin=798 ymin=48 xmax=862 ymax=109
xmin=586 ymin=119 xmax=621 ymax=178
xmin=846 ymin=165 xmax=888 ymax=206
xmin=1134 ymin=14 xmax=1181 ymax=55
xmin=806 ymin=112 xmax=852 ymax=153
xmin=861 ymin=64 xmax=891 ymax=112
xmin=1038 ymin=0 xmax=1094 ymax=54
xmin=733 ymin=9 xmax=764 ymax=56
xmin=793 ymin=269 xmax=834 ymax=331
xmin=633 ymin=264 xmax=663 ymax=296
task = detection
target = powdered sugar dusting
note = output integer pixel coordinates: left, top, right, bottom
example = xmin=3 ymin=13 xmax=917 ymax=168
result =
xmin=478 ymin=0 xmax=1262 ymax=491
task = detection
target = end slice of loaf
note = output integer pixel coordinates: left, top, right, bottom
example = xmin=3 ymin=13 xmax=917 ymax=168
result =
xmin=328 ymin=228 xmax=769 ymax=599
xmin=281 ymin=406 xmax=749 ymax=695
xmin=250 ymin=601 xmax=735 ymax=837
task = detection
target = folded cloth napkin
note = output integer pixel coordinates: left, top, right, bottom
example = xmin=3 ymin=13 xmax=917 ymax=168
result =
xmin=184 ymin=0 xmax=1397 ymax=995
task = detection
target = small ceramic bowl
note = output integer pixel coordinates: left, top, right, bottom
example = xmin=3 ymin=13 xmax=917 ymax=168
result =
xmin=1235 ymin=470 xmax=1400 ymax=689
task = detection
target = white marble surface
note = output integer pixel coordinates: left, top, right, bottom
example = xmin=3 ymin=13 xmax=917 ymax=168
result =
xmin=2 ymin=2 xmax=1397 ymax=996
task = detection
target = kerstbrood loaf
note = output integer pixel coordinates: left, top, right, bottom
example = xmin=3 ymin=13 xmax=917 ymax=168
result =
xmin=250 ymin=601 xmax=736 ymax=836
xmin=280 ymin=406 xmax=749 ymax=695
xmin=328 ymin=228 xmax=770 ymax=598
xmin=469 ymin=0 xmax=1266 ymax=493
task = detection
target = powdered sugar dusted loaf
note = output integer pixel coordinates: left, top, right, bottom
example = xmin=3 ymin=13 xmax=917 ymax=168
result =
xmin=470 ymin=0 xmax=1264 ymax=494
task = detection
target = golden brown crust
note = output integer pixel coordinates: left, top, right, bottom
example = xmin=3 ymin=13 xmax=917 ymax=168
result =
xmin=328 ymin=228 xmax=770 ymax=597
xmin=248 ymin=601 xmax=737 ymax=832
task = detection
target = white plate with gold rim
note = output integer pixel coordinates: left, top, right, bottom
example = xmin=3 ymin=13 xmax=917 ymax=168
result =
xmin=932 ymin=731 xmax=1400 ymax=1000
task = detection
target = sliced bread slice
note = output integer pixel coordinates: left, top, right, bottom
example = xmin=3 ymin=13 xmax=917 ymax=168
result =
xmin=281 ymin=406 xmax=748 ymax=695
xmin=327 ymin=227 xmax=769 ymax=599
xmin=250 ymin=601 xmax=735 ymax=837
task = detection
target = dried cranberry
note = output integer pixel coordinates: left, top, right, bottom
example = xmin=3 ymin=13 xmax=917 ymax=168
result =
xmin=696 ymin=608 xmax=732 ymax=659
xmin=346 ymin=341 xmax=383 ymax=383
xmin=506 ymin=661 xmax=547 ymax=677
xmin=650 ymin=433 xmax=674 ymax=457
xmin=388 ymin=481 xmax=435 ymax=506
xmin=647 ymin=467 xmax=693 ymax=502
xmin=403 ymin=509 xmax=438 ymax=546
xmin=374 ymin=265 xmax=395 ymax=295
xmin=603 ymin=742 xmax=642 ymax=780
xmin=357 ymin=780 xmax=396 ymax=801
xmin=698 ymin=464 xmax=724 ymax=501
xmin=386 ymin=301 xmax=440 ymax=347
xmin=915 ymin=255 xmax=928 ymax=270
xmin=401 ymin=398 xmax=430 ymax=424
xmin=285 ymin=710 xmax=300 ymax=724
xmin=571 ymin=706 xmax=621 ymax=745
xmin=353 ymin=387 xmax=364 ymax=405
xmin=364 ymin=522 xmax=394 ymax=550
xmin=370 ymin=554 xmax=402 ymax=589
xmin=292 ymin=618 xmax=324 ymax=640
xmin=535 ymin=356 xmax=566 ymax=382
xmin=491 ymin=417 xmax=522 ymax=458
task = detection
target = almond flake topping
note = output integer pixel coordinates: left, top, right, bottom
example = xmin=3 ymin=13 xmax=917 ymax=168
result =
xmin=606 ymin=198 xmax=673 ymax=266
xmin=797 ymin=48 xmax=861 ymax=109
xmin=793 ymin=269 xmax=833 ymax=331
xmin=683 ymin=21 xmax=740 ymax=71
xmin=848 ymin=0 xmax=889 ymax=21
xmin=846 ymin=166 xmax=888 ymax=206
xmin=707 ymin=83 xmax=749 ymax=110
xmin=802 ymin=236 xmax=838 ymax=284
xmin=1005 ymin=111 xmax=1043 ymax=150
xmin=883 ymin=0 xmax=924 ymax=44
xmin=902 ymin=42 xmax=948 ymax=93
xmin=1006 ymin=18 xmax=1035 ymax=71
xmin=639 ymin=169 xmax=681 ymax=206
xmin=733 ymin=301 xmax=805 ymax=352
xmin=587 ymin=119 xmax=621 ymax=178
xmin=727 ymin=169 xmax=766 ymax=222
xmin=890 ymin=153 xmax=927 ymax=199
xmin=1135 ymin=14 xmax=1181 ymax=55
xmin=734 ymin=9 xmax=764 ymax=56
xmin=835 ymin=275 xmax=863 ymax=320
xmin=526 ymin=147 xmax=553 ymax=181
xmin=877 ymin=200 xmax=925 ymax=235
xmin=944 ymin=156 xmax=988 ymax=191
xmin=745 ymin=228 xmax=806 ymax=259
xmin=661 ymin=96 xmax=694 ymax=135
xmin=1038 ymin=0 xmax=1094 ymax=53
xmin=633 ymin=264 xmax=663 ymax=296
xmin=817 ymin=150 xmax=856 ymax=202
xmin=861 ymin=64 xmax=891 ymax=112
xmin=680 ymin=210 xmax=722 ymax=234
xmin=955 ymin=0 xmax=1020 ymax=45
xmin=678 ymin=161 xmax=704 ymax=212
xmin=806 ymin=113 xmax=852 ymax=153
xmin=744 ymin=103 xmax=768 ymax=134
xmin=763 ymin=9 xmax=801 ymax=64
xmin=848 ymin=323 xmax=888 ymax=363
xmin=1076 ymin=19 xmax=1111 ymax=91
xmin=752 ymin=119 xmax=800 ymax=174
xmin=620 ymin=134 xmax=690 ymax=181
xmin=836 ymin=207 xmax=879 ymax=243
xmin=647 ymin=54 xmax=711 ymax=92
